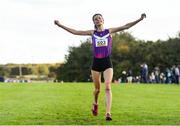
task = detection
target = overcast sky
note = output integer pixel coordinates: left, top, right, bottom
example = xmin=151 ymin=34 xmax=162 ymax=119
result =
xmin=0 ymin=0 xmax=180 ymax=64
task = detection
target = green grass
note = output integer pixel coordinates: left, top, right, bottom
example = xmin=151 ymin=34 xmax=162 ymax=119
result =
xmin=0 ymin=83 xmax=180 ymax=125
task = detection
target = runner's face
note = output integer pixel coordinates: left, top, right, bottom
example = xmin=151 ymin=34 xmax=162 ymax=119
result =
xmin=93 ymin=15 xmax=104 ymax=27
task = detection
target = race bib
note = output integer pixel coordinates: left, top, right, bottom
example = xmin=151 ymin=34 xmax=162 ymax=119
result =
xmin=95 ymin=38 xmax=108 ymax=47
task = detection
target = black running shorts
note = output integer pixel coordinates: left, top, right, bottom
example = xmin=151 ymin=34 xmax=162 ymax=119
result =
xmin=91 ymin=56 xmax=113 ymax=72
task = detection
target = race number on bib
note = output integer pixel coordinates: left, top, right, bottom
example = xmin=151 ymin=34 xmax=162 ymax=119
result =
xmin=95 ymin=38 xmax=108 ymax=47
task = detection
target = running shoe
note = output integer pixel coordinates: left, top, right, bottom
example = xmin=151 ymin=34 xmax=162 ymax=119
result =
xmin=105 ymin=113 xmax=112 ymax=121
xmin=92 ymin=103 xmax=98 ymax=116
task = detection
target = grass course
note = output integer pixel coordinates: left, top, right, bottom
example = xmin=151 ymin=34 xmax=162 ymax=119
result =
xmin=0 ymin=83 xmax=180 ymax=125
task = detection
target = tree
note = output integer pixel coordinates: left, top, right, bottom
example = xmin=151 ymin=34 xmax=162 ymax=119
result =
xmin=56 ymin=39 xmax=92 ymax=82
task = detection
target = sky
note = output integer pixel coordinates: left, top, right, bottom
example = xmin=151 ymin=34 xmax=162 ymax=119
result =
xmin=0 ymin=0 xmax=180 ymax=64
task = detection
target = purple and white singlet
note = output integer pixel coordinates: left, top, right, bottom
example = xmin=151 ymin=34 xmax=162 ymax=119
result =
xmin=92 ymin=29 xmax=112 ymax=58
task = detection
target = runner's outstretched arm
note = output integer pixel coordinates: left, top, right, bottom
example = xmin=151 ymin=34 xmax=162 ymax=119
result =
xmin=54 ymin=20 xmax=93 ymax=36
xmin=109 ymin=13 xmax=146 ymax=34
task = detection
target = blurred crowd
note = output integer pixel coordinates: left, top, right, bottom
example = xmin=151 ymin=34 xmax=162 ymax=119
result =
xmin=116 ymin=63 xmax=180 ymax=84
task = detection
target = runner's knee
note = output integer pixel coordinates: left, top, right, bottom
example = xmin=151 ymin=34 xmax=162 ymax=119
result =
xmin=105 ymin=81 xmax=111 ymax=90
xmin=105 ymin=81 xmax=111 ymax=85
xmin=94 ymin=89 xmax=100 ymax=94
xmin=105 ymin=87 xmax=111 ymax=92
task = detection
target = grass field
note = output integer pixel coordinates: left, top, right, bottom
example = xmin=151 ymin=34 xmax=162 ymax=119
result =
xmin=0 ymin=83 xmax=180 ymax=125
